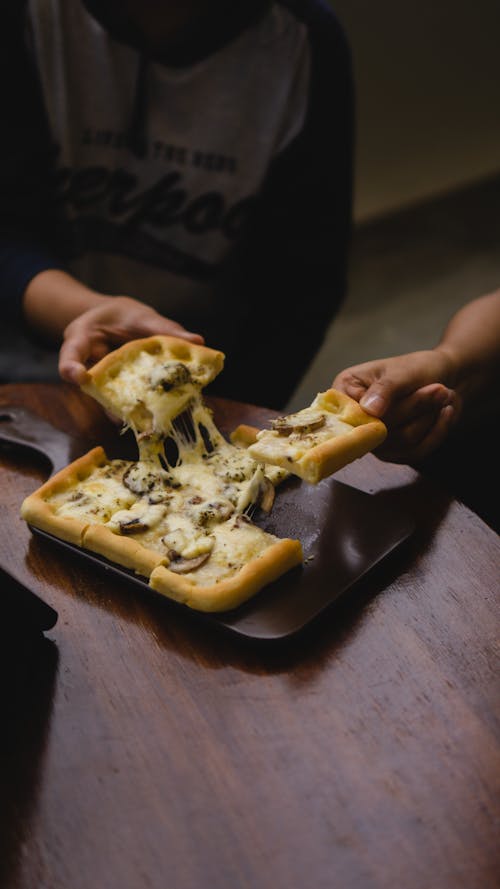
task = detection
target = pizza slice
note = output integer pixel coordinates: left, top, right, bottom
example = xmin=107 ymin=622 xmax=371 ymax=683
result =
xmin=80 ymin=335 xmax=225 ymax=442
xmin=245 ymin=389 xmax=387 ymax=484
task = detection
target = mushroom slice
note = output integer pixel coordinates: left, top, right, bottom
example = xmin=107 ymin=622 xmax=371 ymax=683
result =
xmin=271 ymin=411 xmax=326 ymax=436
xmin=167 ymin=551 xmax=211 ymax=574
xmin=150 ymin=362 xmax=192 ymax=391
xmin=119 ymin=517 xmax=149 ymax=535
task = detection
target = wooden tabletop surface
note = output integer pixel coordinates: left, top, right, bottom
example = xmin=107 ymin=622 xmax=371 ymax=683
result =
xmin=1 ymin=383 xmax=499 ymax=889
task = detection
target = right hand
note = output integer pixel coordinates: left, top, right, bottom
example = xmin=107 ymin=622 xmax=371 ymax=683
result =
xmin=59 ymin=295 xmax=204 ymax=385
xmin=333 ymin=349 xmax=461 ymax=463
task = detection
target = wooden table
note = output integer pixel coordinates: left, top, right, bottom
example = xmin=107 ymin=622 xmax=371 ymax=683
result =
xmin=1 ymin=383 xmax=499 ymax=889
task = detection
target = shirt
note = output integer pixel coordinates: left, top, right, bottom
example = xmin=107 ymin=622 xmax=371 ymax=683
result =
xmin=0 ymin=0 xmax=353 ymax=407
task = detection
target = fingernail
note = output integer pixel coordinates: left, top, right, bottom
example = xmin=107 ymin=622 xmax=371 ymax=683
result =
xmin=435 ymin=387 xmax=452 ymax=405
xmin=360 ymin=393 xmax=386 ymax=415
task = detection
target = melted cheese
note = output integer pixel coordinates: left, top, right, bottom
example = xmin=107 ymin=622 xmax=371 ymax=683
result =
xmin=50 ymin=461 xmax=136 ymax=523
xmin=43 ymin=342 xmax=297 ymax=587
xmin=98 ymin=352 xmax=217 ymax=437
xmin=250 ymin=397 xmax=354 ymax=464
xmin=168 ymin=517 xmax=280 ymax=586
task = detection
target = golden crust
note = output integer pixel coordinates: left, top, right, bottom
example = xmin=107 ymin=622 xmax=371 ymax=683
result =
xmin=297 ymin=421 xmax=386 ymax=483
xmin=149 ymin=537 xmax=303 ymax=612
xmin=248 ymin=389 xmax=387 ymax=484
xmin=20 ymin=447 xmax=108 ymax=544
xmin=82 ymin=525 xmax=167 ymax=577
xmin=229 ymin=424 xmax=260 ymax=447
xmin=81 ymin=335 xmax=224 ymax=394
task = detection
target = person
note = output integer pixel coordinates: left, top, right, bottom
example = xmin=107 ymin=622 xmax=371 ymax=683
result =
xmin=0 ymin=0 xmax=353 ymax=409
xmin=333 ymin=290 xmax=500 ymax=530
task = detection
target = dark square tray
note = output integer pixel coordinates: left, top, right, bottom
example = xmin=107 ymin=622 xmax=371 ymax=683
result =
xmin=32 ymin=475 xmax=413 ymax=641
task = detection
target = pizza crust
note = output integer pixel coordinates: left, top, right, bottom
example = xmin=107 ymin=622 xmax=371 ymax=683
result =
xmin=230 ymin=424 xmax=260 ymax=447
xmin=82 ymin=524 xmax=168 ymax=576
xmin=20 ymin=447 xmax=109 ymax=544
xmin=150 ymin=537 xmax=302 ymax=613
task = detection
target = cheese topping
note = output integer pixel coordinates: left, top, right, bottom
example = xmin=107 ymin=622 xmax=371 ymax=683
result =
xmin=250 ymin=396 xmax=355 ymax=464
xmin=36 ymin=343 xmax=289 ymax=586
xmin=51 ymin=460 xmax=136 ymax=523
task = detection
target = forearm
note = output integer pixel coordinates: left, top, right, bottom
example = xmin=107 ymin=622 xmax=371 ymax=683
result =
xmin=435 ymin=290 xmax=500 ymax=403
xmin=23 ymin=269 xmax=108 ymax=342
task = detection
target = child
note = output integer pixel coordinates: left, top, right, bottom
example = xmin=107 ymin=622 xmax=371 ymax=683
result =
xmin=1 ymin=0 xmax=353 ymax=408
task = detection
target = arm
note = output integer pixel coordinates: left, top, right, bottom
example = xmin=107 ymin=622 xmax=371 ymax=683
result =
xmin=436 ymin=290 xmax=500 ymax=404
xmin=333 ymin=290 xmax=500 ymax=463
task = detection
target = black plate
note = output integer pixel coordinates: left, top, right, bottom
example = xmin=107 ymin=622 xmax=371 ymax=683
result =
xmin=31 ymin=474 xmax=413 ymax=640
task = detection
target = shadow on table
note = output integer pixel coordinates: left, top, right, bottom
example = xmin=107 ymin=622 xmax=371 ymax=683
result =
xmin=0 ymin=633 xmax=58 ymax=889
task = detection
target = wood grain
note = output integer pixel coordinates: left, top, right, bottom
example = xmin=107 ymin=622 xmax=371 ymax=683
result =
xmin=0 ymin=383 xmax=499 ymax=889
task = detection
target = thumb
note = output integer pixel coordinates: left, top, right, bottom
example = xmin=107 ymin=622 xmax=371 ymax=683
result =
xmin=359 ymin=379 xmax=400 ymax=417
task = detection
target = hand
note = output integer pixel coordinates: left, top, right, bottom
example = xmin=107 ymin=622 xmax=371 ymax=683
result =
xmin=332 ymin=349 xmax=462 ymax=463
xmin=59 ymin=296 xmax=204 ymax=385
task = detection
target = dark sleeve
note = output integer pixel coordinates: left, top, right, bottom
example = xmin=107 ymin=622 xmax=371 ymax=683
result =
xmin=0 ymin=2 xmax=65 ymax=322
xmin=212 ymin=0 xmax=353 ymax=409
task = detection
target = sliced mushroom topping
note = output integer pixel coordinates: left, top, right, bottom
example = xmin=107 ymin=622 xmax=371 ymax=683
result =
xmin=150 ymin=362 xmax=192 ymax=392
xmin=167 ymin=551 xmax=211 ymax=574
xmin=119 ymin=517 xmax=149 ymax=535
xmin=271 ymin=413 xmax=326 ymax=436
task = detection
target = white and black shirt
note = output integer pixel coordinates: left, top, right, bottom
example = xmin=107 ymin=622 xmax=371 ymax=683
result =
xmin=1 ymin=0 xmax=353 ymax=406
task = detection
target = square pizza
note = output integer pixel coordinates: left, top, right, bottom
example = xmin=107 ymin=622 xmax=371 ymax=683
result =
xmin=21 ymin=337 xmax=385 ymax=611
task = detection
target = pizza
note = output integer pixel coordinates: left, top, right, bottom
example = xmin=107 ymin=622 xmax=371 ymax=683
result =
xmin=244 ymin=389 xmax=387 ymax=484
xmin=21 ymin=336 xmax=385 ymax=612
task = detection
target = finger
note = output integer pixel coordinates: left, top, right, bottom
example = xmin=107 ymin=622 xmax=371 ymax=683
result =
xmin=332 ymin=370 xmax=371 ymax=403
xmin=378 ymin=404 xmax=456 ymax=464
xmin=359 ymin=375 xmax=405 ymax=418
xmin=58 ymin=356 xmax=88 ymax=385
xmin=59 ymin=327 xmax=93 ymax=384
xmin=170 ymin=328 xmax=205 ymax=345
xmin=408 ymin=404 xmax=457 ymax=463
xmin=139 ymin=314 xmax=205 ymax=345
xmin=379 ymin=409 xmax=440 ymax=457
xmin=384 ymin=383 xmax=453 ymax=428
